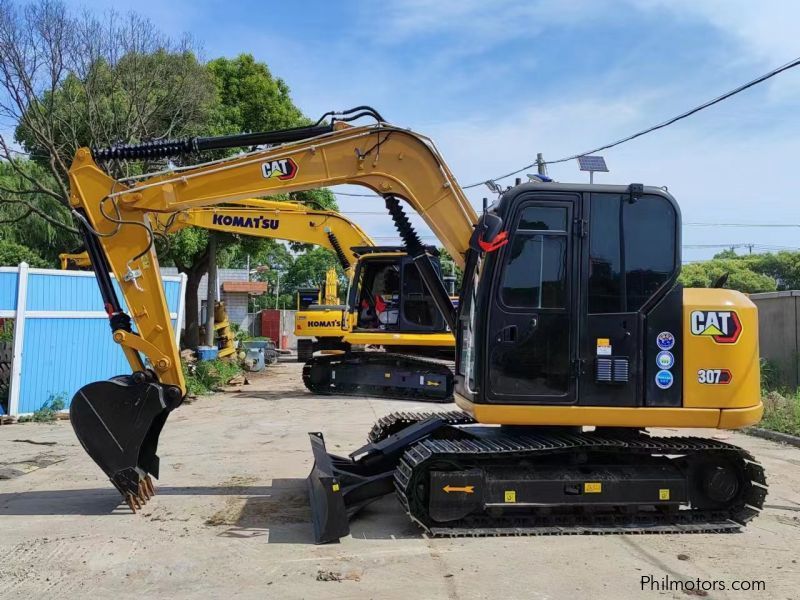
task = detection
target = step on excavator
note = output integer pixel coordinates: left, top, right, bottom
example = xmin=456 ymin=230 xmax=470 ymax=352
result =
xmin=67 ymin=106 xmax=767 ymax=542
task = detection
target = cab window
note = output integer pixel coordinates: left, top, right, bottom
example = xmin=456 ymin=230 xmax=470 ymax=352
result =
xmin=500 ymin=206 xmax=568 ymax=309
xmin=588 ymin=193 xmax=677 ymax=313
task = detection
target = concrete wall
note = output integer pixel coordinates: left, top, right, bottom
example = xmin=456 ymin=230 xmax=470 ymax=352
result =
xmin=750 ymin=291 xmax=800 ymax=389
xmin=224 ymin=293 xmax=249 ymax=329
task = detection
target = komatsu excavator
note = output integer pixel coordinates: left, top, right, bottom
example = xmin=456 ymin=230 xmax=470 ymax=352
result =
xmin=67 ymin=107 xmax=766 ymax=543
xmin=153 ymin=200 xmax=457 ymax=392
xmin=63 ymin=196 xmax=457 ymax=400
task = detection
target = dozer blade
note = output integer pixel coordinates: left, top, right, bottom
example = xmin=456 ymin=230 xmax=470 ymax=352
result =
xmin=307 ymin=432 xmax=352 ymax=544
xmin=306 ymin=416 xmax=456 ymax=543
xmin=70 ymin=375 xmax=178 ymax=508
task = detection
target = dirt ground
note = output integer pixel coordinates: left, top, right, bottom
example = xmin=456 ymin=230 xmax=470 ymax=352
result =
xmin=1 ymin=360 xmax=799 ymax=600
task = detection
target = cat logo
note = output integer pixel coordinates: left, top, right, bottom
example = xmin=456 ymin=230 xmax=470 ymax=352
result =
xmin=260 ymin=157 xmax=298 ymax=180
xmin=690 ymin=310 xmax=742 ymax=344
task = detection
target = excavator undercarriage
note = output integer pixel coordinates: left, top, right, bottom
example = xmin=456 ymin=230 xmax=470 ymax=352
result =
xmin=308 ymin=411 xmax=767 ymax=543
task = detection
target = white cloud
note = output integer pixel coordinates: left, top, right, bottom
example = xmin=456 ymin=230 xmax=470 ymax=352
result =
xmin=636 ymin=0 xmax=800 ymax=63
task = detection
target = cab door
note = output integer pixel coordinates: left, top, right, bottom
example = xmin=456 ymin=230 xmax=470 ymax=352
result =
xmin=486 ymin=197 xmax=578 ymax=404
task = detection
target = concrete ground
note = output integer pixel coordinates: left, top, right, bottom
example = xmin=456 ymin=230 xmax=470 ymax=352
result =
xmin=1 ymin=360 xmax=798 ymax=600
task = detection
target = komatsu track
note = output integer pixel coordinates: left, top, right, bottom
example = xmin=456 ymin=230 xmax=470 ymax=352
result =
xmin=302 ymin=352 xmax=454 ymax=402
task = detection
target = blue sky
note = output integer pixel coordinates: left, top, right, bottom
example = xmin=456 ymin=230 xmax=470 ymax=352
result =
xmin=70 ymin=0 xmax=800 ymax=260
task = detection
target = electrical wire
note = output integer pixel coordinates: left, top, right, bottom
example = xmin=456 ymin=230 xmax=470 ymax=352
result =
xmin=462 ymin=55 xmax=800 ymax=189
xmin=685 ymin=222 xmax=800 ymax=228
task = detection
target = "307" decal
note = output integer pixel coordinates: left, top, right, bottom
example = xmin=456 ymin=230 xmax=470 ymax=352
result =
xmin=697 ymin=369 xmax=732 ymax=384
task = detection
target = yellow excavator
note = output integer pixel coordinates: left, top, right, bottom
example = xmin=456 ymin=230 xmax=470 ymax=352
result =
xmin=66 ymin=106 xmax=766 ymax=543
xmin=61 ymin=198 xmax=458 ymax=399
xmin=59 ymin=252 xmax=93 ymax=270
xmin=297 ymin=268 xmax=340 ymax=310
xmin=171 ymin=200 xmax=457 ymax=386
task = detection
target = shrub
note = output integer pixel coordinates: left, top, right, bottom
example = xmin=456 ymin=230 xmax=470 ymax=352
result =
xmin=25 ymin=394 xmax=67 ymax=423
xmin=182 ymin=358 xmax=243 ymax=395
xmin=760 ymin=391 xmax=800 ymax=436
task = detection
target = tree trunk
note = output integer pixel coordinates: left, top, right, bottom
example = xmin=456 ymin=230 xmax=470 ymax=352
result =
xmin=182 ymin=268 xmax=204 ymax=349
xmin=204 ymin=234 xmax=217 ymax=347
xmin=179 ymin=248 xmax=210 ymax=349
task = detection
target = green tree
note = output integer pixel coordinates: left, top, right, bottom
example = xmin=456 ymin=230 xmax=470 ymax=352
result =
xmin=163 ymin=53 xmax=333 ymax=346
xmin=697 ymin=249 xmax=800 ymax=291
xmin=284 ymin=247 xmax=343 ymax=290
xmin=679 ymin=259 xmax=777 ymax=293
xmin=206 ymin=54 xmax=306 ymax=134
xmin=439 ymin=248 xmax=463 ymax=294
xmin=743 ymin=251 xmax=800 ymax=290
xmin=0 ymin=239 xmax=48 ymax=267
xmin=0 ymin=1 xmax=217 ymax=273
xmin=0 ymin=161 xmax=77 ymax=266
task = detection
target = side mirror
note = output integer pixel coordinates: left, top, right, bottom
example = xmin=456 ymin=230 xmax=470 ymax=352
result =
xmin=470 ymin=212 xmax=507 ymax=253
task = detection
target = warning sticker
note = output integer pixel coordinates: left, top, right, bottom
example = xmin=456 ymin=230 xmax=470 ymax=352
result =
xmin=596 ymin=338 xmax=612 ymax=356
xmin=584 ymin=482 xmax=602 ymax=494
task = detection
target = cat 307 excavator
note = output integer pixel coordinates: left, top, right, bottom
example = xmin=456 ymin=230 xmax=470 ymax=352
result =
xmin=67 ymin=107 xmax=766 ymax=543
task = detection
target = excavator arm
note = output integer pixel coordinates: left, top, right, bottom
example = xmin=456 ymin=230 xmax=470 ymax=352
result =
xmin=67 ymin=110 xmax=477 ymax=507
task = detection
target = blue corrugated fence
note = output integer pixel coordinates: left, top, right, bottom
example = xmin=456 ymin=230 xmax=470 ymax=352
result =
xmin=0 ymin=263 xmax=186 ymax=416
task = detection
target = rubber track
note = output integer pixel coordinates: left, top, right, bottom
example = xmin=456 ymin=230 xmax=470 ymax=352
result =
xmin=394 ymin=433 xmax=768 ymax=536
xmin=368 ymin=410 xmax=476 ymax=443
xmin=303 ymin=352 xmax=454 ymax=402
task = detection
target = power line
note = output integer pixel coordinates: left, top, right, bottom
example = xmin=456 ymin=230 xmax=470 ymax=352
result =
xmin=462 ymin=54 xmax=800 ymax=189
xmin=685 ymin=222 xmax=800 ymax=228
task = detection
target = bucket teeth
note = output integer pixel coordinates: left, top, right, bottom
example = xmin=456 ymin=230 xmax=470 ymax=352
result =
xmin=145 ymin=475 xmax=156 ymax=497
xmin=121 ymin=475 xmax=157 ymax=513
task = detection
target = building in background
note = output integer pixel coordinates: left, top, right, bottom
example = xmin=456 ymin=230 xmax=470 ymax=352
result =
xmin=162 ymin=267 xmax=267 ymax=332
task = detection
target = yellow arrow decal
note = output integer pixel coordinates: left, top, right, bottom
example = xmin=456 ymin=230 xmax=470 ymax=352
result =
xmin=443 ymin=485 xmax=474 ymax=494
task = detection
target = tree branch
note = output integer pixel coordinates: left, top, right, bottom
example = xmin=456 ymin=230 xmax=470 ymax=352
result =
xmin=0 ymin=194 xmax=78 ymax=233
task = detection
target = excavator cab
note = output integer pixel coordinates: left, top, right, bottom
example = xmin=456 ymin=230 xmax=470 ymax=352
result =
xmin=457 ymin=182 xmax=681 ymax=407
xmin=455 ymin=181 xmax=759 ymax=416
xmin=350 ymin=249 xmax=447 ymax=333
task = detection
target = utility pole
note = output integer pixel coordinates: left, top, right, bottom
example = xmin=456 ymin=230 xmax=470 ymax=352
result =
xmin=536 ymin=153 xmax=547 ymax=176
xmin=204 ymin=234 xmax=217 ymax=347
xmin=274 ymin=270 xmax=281 ymax=309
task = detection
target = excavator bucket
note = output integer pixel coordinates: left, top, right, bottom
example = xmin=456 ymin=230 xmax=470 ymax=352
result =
xmin=70 ymin=375 xmax=175 ymax=510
